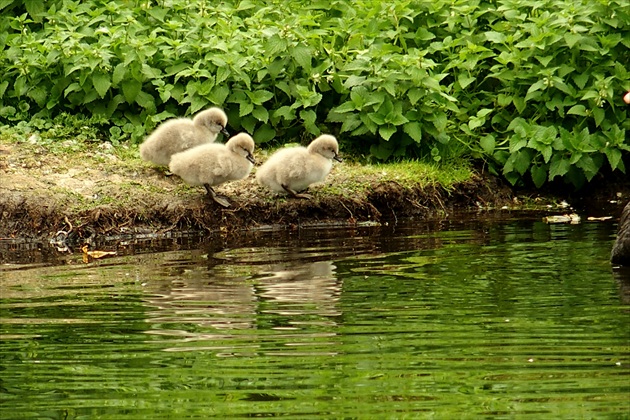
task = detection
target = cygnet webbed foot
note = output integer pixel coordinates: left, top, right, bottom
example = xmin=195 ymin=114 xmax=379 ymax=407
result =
xmin=282 ymin=184 xmax=312 ymax=199
xmin=204 ymin=184 xmax=231 ymax=208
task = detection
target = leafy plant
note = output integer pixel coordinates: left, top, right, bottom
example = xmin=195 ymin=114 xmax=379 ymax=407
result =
xmin=0 ymin=0 xmax=627 ymax=188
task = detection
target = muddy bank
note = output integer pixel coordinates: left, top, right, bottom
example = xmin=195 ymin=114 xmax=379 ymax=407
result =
xmin=1 ymin=138 xmax=627 ymax=246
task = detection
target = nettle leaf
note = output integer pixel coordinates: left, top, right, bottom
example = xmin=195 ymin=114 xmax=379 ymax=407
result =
xmin=122 ymin=80 xmax=142 ymax=104
xmin=379 ymin=125 xmax=397 ymax=141
xmin=567 ymin=104 xmax=587 ymax=116
xmin=344 ymin=75 xmax=366 ymax=89
xmin=113 ymin=64 xmax=126 ymax=85
xmin=215 ymin=66 xmax=231 ymax=85
xmin=252 ymin=105 xmax=269 ymax=123
xmin=604 ymin=147 xmax=622 ymax=171
xmin=573 ymin=73 xmax=589 ymax=90
xmin=291 ymin=44 xmax=312 ymax=69
xmin=300 ymin=109 xmax=317 ymax=126
xmin=530 ymin=164 xmax=547 ymax=188
xmin=549 ymin=155 xmax=571 ymax=180
xmin=592 ymin=107 xmax=605 ymax=127
xmin=408 ymin=88 xmax=423 ymax=105
xmin=92 ymin=72 xmax=111 ymax=98
xmin=341 ymin=113 xmax=362 ymax=133
xmin=254 ymin=124 xmax=276 ymax=143
xmin=27 ymin=86 xmax=47 ymax=107
xmin=458 ymin=75 xmax=475 ymax=89
xmin=430 ymin=112 xmax=447 ymax=132
xmin=247 ymin=90 xmax=274 ymax=105
xmin=333 ymin=101 xmax=356 ymax=114
xmin=576 ymin=154 xmax=601 ymax=181
xmin=485 ymin=31 xmax=506 ymax=44
xmin=513 ymin=149 xmax=533 ymax=175
xmin=273 ymin=106 xmax=296 ymax=121
xmin=208 ymin=85 xmax=230 ymax=105
xmin=403 ymin=121 xmax=422 ymax=143
xmin=480 ymin=134 xmax=495 ymax=155
xmin=266 ymin=34 xmax=288 ymax=55
xmin=239 ymin=101 xmax=254 ymax=117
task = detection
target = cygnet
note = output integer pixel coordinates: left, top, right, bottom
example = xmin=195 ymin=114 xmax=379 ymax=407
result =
xmin=256 ymin=134 xmax=342 ymax=199
xmin=140 ymin=107 xmax=229 ymax=166
xmin=169 ymin=133 xmax=256 ymax=208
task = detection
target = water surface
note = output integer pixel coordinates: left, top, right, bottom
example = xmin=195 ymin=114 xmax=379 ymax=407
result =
xmin=1 ymin=216 xmax=628 ymax=418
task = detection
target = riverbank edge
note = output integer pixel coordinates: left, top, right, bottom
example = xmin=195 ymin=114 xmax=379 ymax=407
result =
xmin=1 ymin=136 xmax=628 ymax=244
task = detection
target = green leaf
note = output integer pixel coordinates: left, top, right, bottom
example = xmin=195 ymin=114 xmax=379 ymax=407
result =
xmin=458 ymin=75 xmax=475 ymax=89
xmin=266 ymin=34 xmax=288 ymax=55
xmin=340 ymin=114 xmax=362 ymax=133
xmin=252 ymin=105 xmax=269 ymax=123
xmin=513 ymin=149 xmax=532 ymax=175
xmin=408 ymin=88 xmax=423 ymax=105
xmin=239 ymin=101 xmax=254 ymax=117
xmin=564 ymin=33 xmax=582 ymax=48
xmin=430 ymin=112 xmax=447 ymax=132
xmin=208 ymin=85 xmax=230 ymax=105
xmin=136 ymin=91 xmax=156 ymax=111
xmin=344 ymin=75 xmax=366 ymax=89
xmin=291 ymin=44 xmax=311 ymax=69
xmin=485 ymin=31 xmax=506 ymax=43
xmin=549 ymin=156 xmax=571 ymax=180
xmin=247 ymin=90 xmax=274 ymax=105
xmin=27 ymin=86 xmax=47 ymax=107
xmin=253 ymin=124 xmax=276 ymax=143
xmin=273 ymin=106 xmax=296 ymax=121
xmin=121 ymin=80 xmax=142 ymax=104
xmin=604 ymin=148 xmax=622 ymax=170
xmin=113 ymin=64 xmax=126 ymax=85
xmin=300 ymin=109 xmax=317 ymax=126
xmin=403 ymin=122 xmax=422 ymax=142
xmin=332 ymin=101 xmax=356 ymax=113
xmin=480 ymin=134 xmax=495 ymax=155
xmin=592 ymin=107 xmax=605 ymax=127
xmin=530 ymin=164 xmax=547 ymax=188
xmin=527 ymin=80 xmax=546 ymax=95
xmin=92 ymin=72 xmax=111 ymax=99
xmin=576 ymin=155 xmax=600 ymax=181
xmin=572 ymin=73 xmax=589 ymax=90
xmin=567 ymin=105 xmax=587 ymax=116
xmin=379 ymin=125 xmax=397 ymax=141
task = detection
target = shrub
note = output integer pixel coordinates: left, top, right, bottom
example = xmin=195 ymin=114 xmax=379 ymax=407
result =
xmin=0 ymin=0 xmax=628 ymax=188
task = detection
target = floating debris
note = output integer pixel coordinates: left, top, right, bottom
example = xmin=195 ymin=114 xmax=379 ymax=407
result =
xmin=587 ymin=216 xmax=613 ymax=221
xmin=81 ymin=244 xmax=117 ymax=263
xmin=543 ymin=214 xmax=581 ymax=224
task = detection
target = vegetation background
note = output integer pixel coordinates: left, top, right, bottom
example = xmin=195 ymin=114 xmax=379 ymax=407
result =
xmin=1 ymin=0 xmax=628 ymax=190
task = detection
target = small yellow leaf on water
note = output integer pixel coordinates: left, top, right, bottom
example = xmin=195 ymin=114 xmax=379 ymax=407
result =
xmin=81 ymin=245 xmax=117 ymax=259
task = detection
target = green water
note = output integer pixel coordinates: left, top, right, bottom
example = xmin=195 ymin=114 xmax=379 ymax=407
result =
xmin=1 ymin=217 xmax=629 ymax=419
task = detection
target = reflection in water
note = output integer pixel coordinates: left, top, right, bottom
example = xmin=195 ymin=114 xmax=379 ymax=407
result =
xmin=142 ymin=248 xmax=342 ymax=342
xmin=1 ymin=218 xmax=629 ymax=419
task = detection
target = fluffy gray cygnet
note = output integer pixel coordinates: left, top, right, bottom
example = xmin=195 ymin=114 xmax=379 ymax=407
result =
xmin=140 ymin=107 xmax=229 ymax=166
xmin=256 ymin=134 xmax=342 ymax=199
xmin=169 ymin=133 xmax=256 ymax=208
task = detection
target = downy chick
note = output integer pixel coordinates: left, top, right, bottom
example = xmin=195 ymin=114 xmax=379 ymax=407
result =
xmin=169 ymin=133 xmax=256 ymax=208
xmin=256 ymin=134 xmax=342 ymax=199
xmin=140 ymin=107 xmax=229 ymax=166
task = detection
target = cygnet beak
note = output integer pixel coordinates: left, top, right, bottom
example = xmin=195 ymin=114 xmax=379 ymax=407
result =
xmin=246 ymin=153 xmax=256 ymax=165
xmin=333 ymin=153 xmax=343 ymax=163
xmin=221 ymin=127 xmax=230 ymax=138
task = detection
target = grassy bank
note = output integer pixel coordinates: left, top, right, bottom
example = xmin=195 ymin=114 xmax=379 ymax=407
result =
xmin=0 ymin=121 xmax=516 ymax=239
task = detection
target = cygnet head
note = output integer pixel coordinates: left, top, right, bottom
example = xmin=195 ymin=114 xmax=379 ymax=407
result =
xmin=227 ymin=133 xmax=256 ymax=165
xmin=193 ymin=107 xmax=230 ymax=137
xmin=307 ymin=134 xmax=342 ymax=162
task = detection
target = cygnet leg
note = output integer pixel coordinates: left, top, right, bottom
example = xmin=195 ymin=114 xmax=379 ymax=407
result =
xmin=282 ymin=184 xmax=312 ymax=199
xmin=204 ymin=184 xmax=231 ymax=208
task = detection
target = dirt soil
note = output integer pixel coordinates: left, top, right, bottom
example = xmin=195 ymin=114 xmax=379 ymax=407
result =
xmin=1 ymin=139 xmax=626 ymax=245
